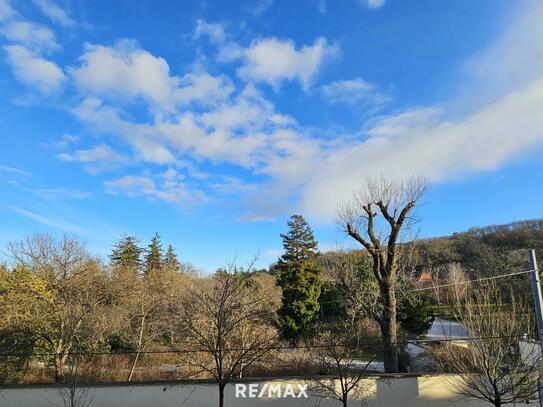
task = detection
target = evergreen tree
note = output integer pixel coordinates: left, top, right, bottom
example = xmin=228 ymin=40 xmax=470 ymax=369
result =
xmin=145 ymin=233 xmax=163 ymax=274
xmin=397 ymin=293 xmax=435 ymax=337
xmin=164 ymin=244 xmax=180 ymax=273
xmin=276 ymin=214 xmax=322 ymax=342
xmin=110 ymin=235 xmax=143 ymax=270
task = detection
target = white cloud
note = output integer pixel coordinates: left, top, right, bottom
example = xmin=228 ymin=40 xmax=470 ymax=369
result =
xmin=235 ymin=37 xmax=338 ymax=89
xmin=318 ymin=0 xmax=327 ymax=14
xmin=358 ymin=0 xmax=385 ymax=9
xmin=34 ymin=187 xmax=92 ymax=199
xmin=321 ymin=78 xmax=391 ymax=107
xmin=1 ymin=20 xmax=59 ymax=52
xmin=295 ymin=77 xmax=543 ymax=217
xmin=71 ymin=97 xmax=176 ymax=165
xmin=105 ymin=175 xmax=207 ymax=206
xmin=105 ymin=175 xmax=155 ymax=195
xmin=10 ymin=205 xmax=83 ymax=233
xmin=4 ymin=44 xmax=64 ymax=93
xmin=58 ymin=144 xmax=127 ymax=163
xmin=194 ymin=19 xmax=226 ymax=43
xmin=58 ymin=143 xmax=130 ymax=174
xmin=71 ymin=40 xmax=179 ymax=111
xmin=32 ymin=0 xmax=75 ymax=27
xmin=216 ymin=42 xmax=244 ymax=63
xmin=247 ymin=0 xmax=273 ymax=16
xmin=49 ymin=134 xmax=79 ymax=149
xmin=162 ymin=168 xmax=184 ymax=180
xmin=0 ymin=0 xmax=15 ymax=22
xmin=71 ymin=41 xmax=234 ymax=111
xmin=0 ymin=164 xmax=30 ymax=176
xmin=177 ymin=72 xmax=234 ymax=105
xmin=61 ymin=0 xmax=543 ymax=222
xmin=71 ymin=80 xmax=295 ymax=169
xmin=462 ymin=0 xmax=543 ymax=104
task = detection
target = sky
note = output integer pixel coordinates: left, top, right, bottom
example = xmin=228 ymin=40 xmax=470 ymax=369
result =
xmin=0 ymin=0 xmax=542 ymax=272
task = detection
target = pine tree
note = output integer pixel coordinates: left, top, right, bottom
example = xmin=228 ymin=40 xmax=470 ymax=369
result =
xmin=145 ymin=233 xmax=163 ymax=274
xmin=276 ymin=214 xmax=322 ymax=342
xmin=164 ymin=244 xmax=180 ymax=273
xmin=110 ymin=235 xmax=143 ymax=270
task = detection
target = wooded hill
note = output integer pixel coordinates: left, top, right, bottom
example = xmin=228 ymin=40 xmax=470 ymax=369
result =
xmin=413 ymin=218 xmax=543 ymax=275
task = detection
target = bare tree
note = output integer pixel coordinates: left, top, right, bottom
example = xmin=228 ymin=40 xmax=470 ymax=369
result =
xmin=433 ymin=279 xmax=539 ymax=407
xmin=335 ymin=175 xmax=429 ymax=372
xmin=311 ymin=320 xmax=376 ymax=407
xmin=173 ymin=266 xmax=280 ymax=407
xmin=113 ymin=268 xmax=165 ymax=382
xmin=441 ymin=262 xmax=469 ymax=304
xmin=4 ymin=234 xmax=110 ymax=382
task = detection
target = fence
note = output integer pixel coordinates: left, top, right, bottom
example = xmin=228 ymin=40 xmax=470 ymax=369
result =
xmin=0 ymin=375 xmax=491 ymax=407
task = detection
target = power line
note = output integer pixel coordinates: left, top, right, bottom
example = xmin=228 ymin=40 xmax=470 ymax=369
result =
xmin=409 ymin=269 xmax=533 ymax=292
xmin=313 ymin=269 xmax=535 ymax=308
xmin=0 ymin=334 xmax=530 ymax=358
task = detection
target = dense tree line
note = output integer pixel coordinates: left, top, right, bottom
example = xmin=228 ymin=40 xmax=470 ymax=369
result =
xmin=2 ymin=214 xmax=539 ymax=404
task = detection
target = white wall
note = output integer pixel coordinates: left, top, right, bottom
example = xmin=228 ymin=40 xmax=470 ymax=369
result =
xmin=0 ymin=376 xmax=500 ymax=407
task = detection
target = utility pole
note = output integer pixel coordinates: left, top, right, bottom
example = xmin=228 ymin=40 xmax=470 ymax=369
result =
xmin=528 ymin=249 xmax=543 ymax=407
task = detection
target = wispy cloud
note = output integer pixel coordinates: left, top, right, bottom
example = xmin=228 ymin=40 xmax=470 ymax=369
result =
xmin=358 ymin=0 xmax=385 ymax=10
xmin=33 ymin=187 xmax=92 ymax=200
xmin=194 ymin=19 xmax=226 ymax=43
xmin=246 ymin=0 xmax=273 ymax=16
xmin=32 ymin=0 xmax=75 ymax=27
xmin=104 ymin=175 xmax=208 ymax=206
xmin=321 ymin=78 xmax=391 ymax=108
xmin=9 ymin=205 xmax=84 ymax=233
xmin=0 ymin=164 xmax=30 ymax=177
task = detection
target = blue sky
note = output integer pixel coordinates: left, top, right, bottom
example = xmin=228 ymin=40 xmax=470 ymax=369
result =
xmin=1 ymin=0 xmax=542 ymax=272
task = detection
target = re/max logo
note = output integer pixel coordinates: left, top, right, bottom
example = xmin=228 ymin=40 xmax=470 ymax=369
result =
xmin=234 ymin=383 xmax=309 ymax=399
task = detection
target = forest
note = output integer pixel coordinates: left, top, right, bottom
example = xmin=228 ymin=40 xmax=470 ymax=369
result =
xmin=1 ymin=176 xmax=542 ymax=407
xmin=1 ymin=217 xmax=540 ymax=384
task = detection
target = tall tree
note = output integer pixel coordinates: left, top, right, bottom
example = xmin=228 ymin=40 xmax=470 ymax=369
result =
xmin=110 ymin=235 xmax=142 ymax=271
xmin=164 ymin=244 xmax=180 ymax=273
xmin=335 ymin=175 xmax=428 ymax=372
xmin=174 ymin=268 xmax=279 ymax=407
xmin=3 ymin=234 xmax=110 ymax=382
xmin=276 ymin=214 xmax=322 ymax=341
xmin=144 ymin=233 xmax=163 ymax=274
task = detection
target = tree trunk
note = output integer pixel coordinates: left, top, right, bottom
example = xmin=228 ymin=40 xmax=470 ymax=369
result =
xmin=54 ymin=360 xmax=61 ymax=383
xmin=379 ymin=280 xmax=399 ymax=373
xmin=128 ymin=313 xmax=146 ymax=381
xmin=54 ymin=352 xmax=69 ymax=382
xmin=127 ymin=351 xmax=140 ymax=382
xmin=494 ymin=392 xmax=501 ymax=407
xmin=218 ymin=382 xmax=226 ymax=407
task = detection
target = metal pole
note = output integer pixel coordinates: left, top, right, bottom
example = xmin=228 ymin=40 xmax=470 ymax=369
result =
xmin=528 ymin=249 xmax=543 ymax=407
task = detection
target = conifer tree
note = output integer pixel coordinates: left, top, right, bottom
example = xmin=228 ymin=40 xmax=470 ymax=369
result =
xmin=276 ymin=214 xmax=322 ymax=342
xmin=164 ymin=244 xmax=180 ymax=273
xmin=110 ymin=235 xmax=143 ymax=270
xmin=145 ymin=233 xmax=163 ymax=274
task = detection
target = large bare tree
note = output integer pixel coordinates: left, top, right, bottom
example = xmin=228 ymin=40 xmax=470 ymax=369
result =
xmin=335 ymin=175 xmax=428 ymax=372
xmin=173 ymin=267 xmax=280 ymax=407
xmin=3 ymin=234 xmax=110 ymax=382
xmin=433 ymin=279 xmax=539 ymax=407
